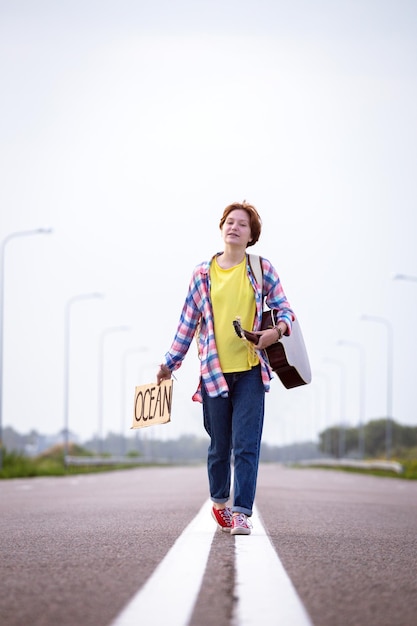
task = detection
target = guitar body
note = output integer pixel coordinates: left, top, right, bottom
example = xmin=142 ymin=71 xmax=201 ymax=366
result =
xmin=233 ymin=311 xmax=312 ymax=389
xmin=261 ymin=312 xmax=311 ymax=388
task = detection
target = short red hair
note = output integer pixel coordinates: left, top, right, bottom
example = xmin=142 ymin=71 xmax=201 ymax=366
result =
xmin=219 ymin=201 xmax=262 ymax=247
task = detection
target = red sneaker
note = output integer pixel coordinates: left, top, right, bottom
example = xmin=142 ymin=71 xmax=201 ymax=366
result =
xmin=211 ymin=506 xmax=233 ymax=532
xmin=231 ymin=513 xmax=252 ymax=535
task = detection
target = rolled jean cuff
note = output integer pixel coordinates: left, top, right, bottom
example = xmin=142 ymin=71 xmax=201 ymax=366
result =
xmin=232 ymin=506 xmax=252 ymax=517
xmin=211 ymin=497 xmax=229 ymax=505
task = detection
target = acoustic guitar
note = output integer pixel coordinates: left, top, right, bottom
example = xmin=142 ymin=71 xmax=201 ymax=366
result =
xmin=233 ymin=311 xmax=312 ymax=389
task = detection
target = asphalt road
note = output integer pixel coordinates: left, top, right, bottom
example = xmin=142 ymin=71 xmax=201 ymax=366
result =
xmin=1 ymin=464 xmax=416 ymax=626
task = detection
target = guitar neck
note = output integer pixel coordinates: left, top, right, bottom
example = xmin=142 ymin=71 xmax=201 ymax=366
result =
xmin=233 ymin=319 xmax=260 ymax=345
xmin=242 ymin=329 xmax=260 ymax=345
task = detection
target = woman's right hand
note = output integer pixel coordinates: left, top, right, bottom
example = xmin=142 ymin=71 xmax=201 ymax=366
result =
xmin=156 ymin=364 xmax=172 ymax=385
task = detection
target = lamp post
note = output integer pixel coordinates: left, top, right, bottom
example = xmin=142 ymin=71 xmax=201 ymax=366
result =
xmin=323 ymin=358 xmax=347 ymax=458
xmin=0 ymin=228 xmax=53 ymax=470
xmin=360 ymin=314 xmax=393 ymax=459
xmin=63 ymin=292 xmax=104 ymax=463
xmin=97 ymin=325 xmax=130 ymax=454
xmin=313 ymin=371 xmax=332 ymax=455
xmin=120 ymin=347 xmax=148 ymax=455
xmin=337 ymin=340 xmax=366 ymax=459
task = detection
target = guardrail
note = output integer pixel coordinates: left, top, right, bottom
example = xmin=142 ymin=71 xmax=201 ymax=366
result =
xmin=297 ymin=458 xmax=403 ymax=473
xmin=64 ymin=456 xmax=404 ymax=473
xmin=65 ymin=456 xmax=141 ymax=466
xmin=64 ymin=456 xmax=200 ymax=466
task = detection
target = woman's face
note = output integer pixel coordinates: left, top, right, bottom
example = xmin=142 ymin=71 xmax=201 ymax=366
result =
xmin=221 ymin=209 xmax=253 ymax=248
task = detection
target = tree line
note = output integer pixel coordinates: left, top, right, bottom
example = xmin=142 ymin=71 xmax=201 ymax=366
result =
xmin=4 ymin=418 xmax=417 ymax=463
xmin=318 ymin=418 xmax=417 ymax=459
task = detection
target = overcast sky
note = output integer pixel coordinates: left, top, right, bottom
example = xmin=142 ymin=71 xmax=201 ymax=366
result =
xmin=1 ymin=0 xmax=416 ymax=448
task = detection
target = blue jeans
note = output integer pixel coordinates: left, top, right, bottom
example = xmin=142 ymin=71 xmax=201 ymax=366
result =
xmin=202 ymin=365 xmax=265 ymax=516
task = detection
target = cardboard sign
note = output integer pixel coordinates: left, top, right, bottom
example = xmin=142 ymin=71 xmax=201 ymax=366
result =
xmin=131 ymin=380 xmax=173 ymax=429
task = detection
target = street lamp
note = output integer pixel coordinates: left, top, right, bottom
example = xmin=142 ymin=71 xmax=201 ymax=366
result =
xmin=63 ymin=292 xmax=104 ymax=463
xmin=360 ymin=314 xmax=393 ymax=459
xmin=97 ymin=325 xmax=130 ymax=454
xmin=323 ymin=357 xmax=347 ymax=458
xmin=0 ymin=228 xmax=53 ymax=470
xmin=337 ymin=340 xmax=366 ymax=459
xmin=120 ymin=347 xmax=148 ymax=455
xmin=313 ymin=371 xmax=332 ymax=455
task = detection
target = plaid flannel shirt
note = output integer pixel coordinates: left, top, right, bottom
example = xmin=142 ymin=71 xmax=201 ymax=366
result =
xmin=163 ymin=253 xmax=295 ymax=402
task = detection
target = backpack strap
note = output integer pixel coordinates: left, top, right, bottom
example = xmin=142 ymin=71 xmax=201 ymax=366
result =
xmin=249 ymin=254 xmax=263 ymax=292
xmin=249 ymin=254 xmax=277 ymax=327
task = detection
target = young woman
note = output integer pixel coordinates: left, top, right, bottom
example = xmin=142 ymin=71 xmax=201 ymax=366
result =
xmin=156 ymin=201 xmax=294 ymax=535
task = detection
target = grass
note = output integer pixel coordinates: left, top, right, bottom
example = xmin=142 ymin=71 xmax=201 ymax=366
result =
xmin=2 ymin=444 xmax=417 ymax=480
xmin=0 ymin=446 xmax=143 ymax=479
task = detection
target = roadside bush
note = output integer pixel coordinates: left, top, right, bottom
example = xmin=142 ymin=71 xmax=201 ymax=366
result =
xmin=0 ymin=449 xmax=65 ymax=478
xmin=400 ymin=459 xmax=417 ymax=479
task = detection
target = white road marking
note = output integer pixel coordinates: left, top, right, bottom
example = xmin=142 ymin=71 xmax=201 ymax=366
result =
xmin=110 ymin=499 xmax=216 ymax=626
xmin=233 ymin=505 xmax=313 ymax=626
xmin=110 ymin=500 xmax=313 ymax=626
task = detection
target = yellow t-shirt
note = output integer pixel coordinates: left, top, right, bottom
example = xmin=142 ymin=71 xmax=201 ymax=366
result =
xmin=210 ymin=256 xmax=259 ymax=373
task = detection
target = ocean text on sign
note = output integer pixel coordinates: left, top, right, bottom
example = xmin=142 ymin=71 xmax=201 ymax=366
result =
xmin=131 ymin=380 xmax=173 ymax=429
